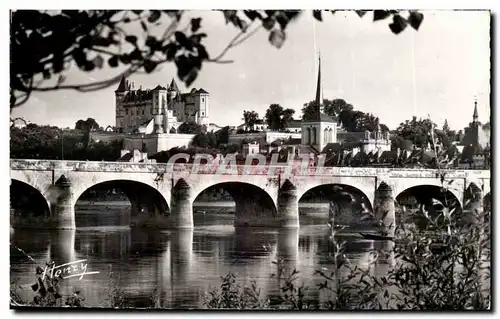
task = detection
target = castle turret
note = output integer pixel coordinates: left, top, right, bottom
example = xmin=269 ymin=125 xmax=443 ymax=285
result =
xmin=168 ymin=78 xmax=180 ymax=102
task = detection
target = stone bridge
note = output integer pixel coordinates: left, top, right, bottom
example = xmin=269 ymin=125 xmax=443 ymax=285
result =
xmin=10 ymin=159 xmax=491 ymax=234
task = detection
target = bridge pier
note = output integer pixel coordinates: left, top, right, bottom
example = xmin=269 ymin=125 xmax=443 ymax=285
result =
xmin=170 ymin=179 xmax=194 ymax=228
xmin=277 ymin=180 xmax=300 ymax=228
xmin=53 ymin=176 xmax=76 ymax=230
xmin=129 ymin=191 xmax=170 ymax=229
xmin=374 ymin=182 xmax=396 ymax=238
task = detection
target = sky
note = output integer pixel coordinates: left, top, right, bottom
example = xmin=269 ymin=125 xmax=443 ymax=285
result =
xmin=11 ymin=10 xmax=491 ymax=131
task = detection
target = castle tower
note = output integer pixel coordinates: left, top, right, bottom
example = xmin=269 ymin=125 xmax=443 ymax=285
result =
xmin=115 ymin=76 xmax=129 ymax=131
xmin=151 ymin=85 xmax=168 ymax=134
xmin=194 ymin=88 xmax=210 ymax=126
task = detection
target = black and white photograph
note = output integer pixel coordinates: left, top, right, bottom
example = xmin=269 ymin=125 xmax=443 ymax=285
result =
xmin=8 ymin=7 xmax=491 ymax=311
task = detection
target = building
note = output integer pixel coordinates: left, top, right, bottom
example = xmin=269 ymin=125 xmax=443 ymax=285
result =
xmin=458 ymin=100 xmax=490 ymax=169
xmin=242 ymin=142 xmax=260 ymax=156
xmin=237 ymin=119 xmax=269 ymax=132
xmin=114 ymin=77 xmax=210 ymax=134
xmin=117 ymin=149 xmax=154 ymax=163
xmin=300 ymin=56 xmax=338 ymax=153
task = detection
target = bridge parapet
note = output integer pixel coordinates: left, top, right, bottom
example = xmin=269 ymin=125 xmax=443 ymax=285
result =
xmin=10 ymin=159 xmax=490 ymax=179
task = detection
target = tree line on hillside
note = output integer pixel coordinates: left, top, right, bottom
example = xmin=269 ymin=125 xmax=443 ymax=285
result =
xmin=238 ymin=99 xmax=389 ymax=133
xmin=10 ymin=119 xmax=122 ymax=161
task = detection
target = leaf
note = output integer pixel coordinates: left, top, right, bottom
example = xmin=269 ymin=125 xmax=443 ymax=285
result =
xmin=244 ymin=10 xmax=262 ymax=21
xmin=108 ymin=55 xmax=118 ymax=67
xmin=148 ymin=10 xmax=161 ymax=23
xmin=269 ymin=29 xmax=286 ymax=49
xmin=163 ymin=43 xmax=178 ymax=61
xmin=356 ymin=10 xmax=368 ymax=18
xmin=93 ymin=55 xmax=104 ymax=68
xmin=262 ymin=17 xmax=275 ymax=30
xmin=36 ymin=266 xmax=44 ymax=275
xmin=389 ymin=15 xmax=408 ymax=34
xmin=313 ymin=10 xmax=322 ymax=21
xmin=408 ymin=11 xmax=424 ymax=30
xmin=140 ymin=20 xmax=148 ymax=32
xmin=373 ymin=10 xmax=391 ymax=21
xmin=42 ymin=69 xmax=51 ymax=79
xmin=175 ymin=31 xmax=189 ymax=47
xmin=125 ymin=35 xmax=137 ymax=44
xmin=191 ymin=18 xmax=202 ymax=33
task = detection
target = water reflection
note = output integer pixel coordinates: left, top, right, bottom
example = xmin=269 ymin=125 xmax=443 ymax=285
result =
xmin=10 ymin=207 xmax=403 ymax=309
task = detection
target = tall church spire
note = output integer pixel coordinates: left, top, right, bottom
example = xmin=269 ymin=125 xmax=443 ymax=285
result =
xmin=473 ymin=99 xmax=479 ymax=123
xmin=315 ymin=53 xmax=323 ymax=113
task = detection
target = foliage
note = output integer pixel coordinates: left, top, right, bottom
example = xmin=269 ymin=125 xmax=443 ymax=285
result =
xmin=11 ymin=10 xmax=423 ymax=108
xmin=391 ymin=116 xmax=434 ymax=149
xmin=192 ymin=132 xmax=218 ymax=148
xmin=203 ymin=185 xmax=490 ymax=310
xmin=177 ymin=121 xmax=206 ymax=134
xmin=203 ymin=273 xmax=269 ymax=309
xmin=75 ymin=117 xmax=99 ymax=131
xmin=302 ymin=98 xmax=389 ymax=132
xmin=265 ymin=103 xmax=295 ymax=131
xmin=10 ymin=123 xmax=122 ymax=160
xmin=391 ymin=116 xmax=459 ymax=153
xmin=9 ymin=246 xmax=85 ymax=308
xmin=242 ymin=110 xmax=260 ymax=130
xmin=214 ymin=126 xmax=230 ymax=144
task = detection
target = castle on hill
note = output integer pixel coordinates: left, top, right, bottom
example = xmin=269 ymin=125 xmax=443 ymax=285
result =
xmin=114 ymin=77 xmax=210 ymax=134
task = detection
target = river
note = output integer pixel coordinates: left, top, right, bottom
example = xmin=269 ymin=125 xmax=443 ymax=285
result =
xmin=7 ymin=201 xmax=437 ymax=309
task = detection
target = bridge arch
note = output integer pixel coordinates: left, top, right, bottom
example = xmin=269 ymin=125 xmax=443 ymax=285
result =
xmin=74 ymin=179 xmax=170 ymax=227
xmin=191 ymin=181 xmax=278 ymax=227
xmin=395 ymin=184 xmax=463 ymax=227
xmin=298 ymin=183 xmax=374 ymax=225
xmin=10 ymin=179 xmax=52 ymax=227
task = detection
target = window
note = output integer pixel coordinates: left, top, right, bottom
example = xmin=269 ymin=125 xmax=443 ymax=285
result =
xmin=137 ymin=110 xmax=139 ymax=116
xmin=202 ymin=97 xmax=205 ymax=102
xmin=125 ymin=109 xmax=128 ymax=115
xmin=151 ymin=108 xmax=153 ymax=114
xmin=201 ymin=112 xmax=204 ymax=116
xmin=142 ymin=109 xmax=145 ymax=115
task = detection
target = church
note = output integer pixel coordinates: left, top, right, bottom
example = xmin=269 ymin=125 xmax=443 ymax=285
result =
xmin=298 ymin=56 xmax=390 ymax=155
xmin=114 ymin=76 xmax=210 ymax=134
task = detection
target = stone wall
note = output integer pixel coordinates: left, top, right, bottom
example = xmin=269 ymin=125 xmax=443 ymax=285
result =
xmin=228 ymin=132 xmax=301 ymax=145
xmin=122 ymin=133 xmax=195 ymax=156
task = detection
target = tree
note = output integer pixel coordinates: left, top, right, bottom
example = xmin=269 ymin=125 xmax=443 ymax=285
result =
xmin=302 ymin=98 xmax=353 ymax=121
xmin=281 ymin=108 xmax=295 ymax=130
xmin=242 ymin=110 xmax=260 ymax=130
xmin=302 ymin=98 xmax=388 ymax=132
xmin=75 ymin=117 xmax=99 ymax=131
xmin=442 ymin=119 xmax=450 ymax=133
xmin=177 ymin=121 xmax=205 ymax=134
xmin=264 ymin=104 xmax=295 ymax=131
xmin=10 ymin=123 xmax=122 ymax=160
xmin=10 ymin=10 xmax=424 ymax=108
xmin=391 ymin=116 xmax=436 ymax=149
xmin=214 ymin=126 xmax=230 ymax=144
